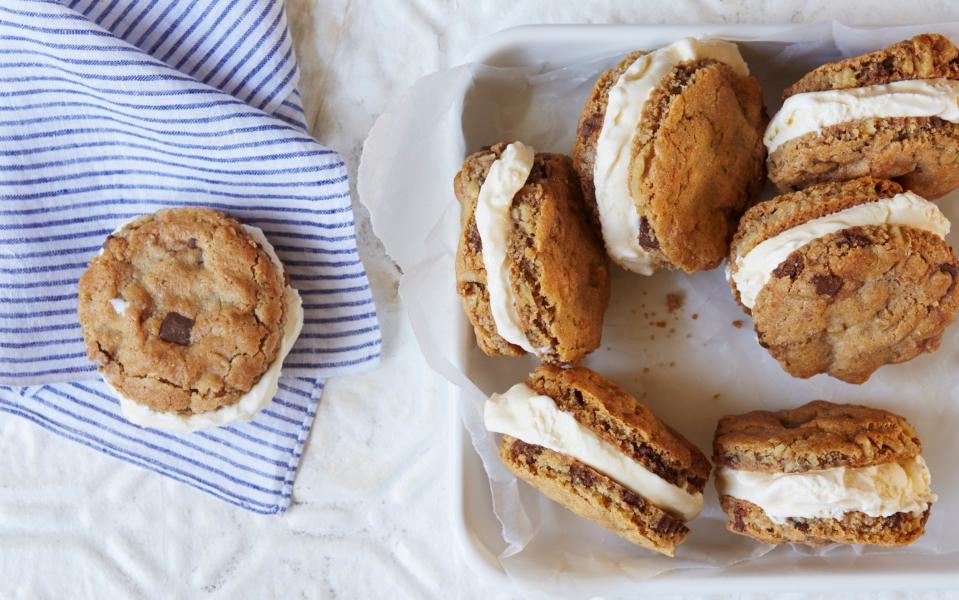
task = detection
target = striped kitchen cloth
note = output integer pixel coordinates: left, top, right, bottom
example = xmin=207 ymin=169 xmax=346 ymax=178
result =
xmin=0 ymin=0 xmax=381 ymax=513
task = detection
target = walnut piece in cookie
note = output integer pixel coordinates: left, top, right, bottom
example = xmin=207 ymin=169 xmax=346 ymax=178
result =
xmin=78 ymin=208 xmax=289 ymax=421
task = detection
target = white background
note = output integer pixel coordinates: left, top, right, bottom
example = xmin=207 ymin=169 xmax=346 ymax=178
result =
xmin=3 ymin=1 xmax=959 ymax=598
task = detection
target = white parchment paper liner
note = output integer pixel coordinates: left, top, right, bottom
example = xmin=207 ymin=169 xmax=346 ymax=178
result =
xmin=360 ymin=22 xmax=959 ymax=594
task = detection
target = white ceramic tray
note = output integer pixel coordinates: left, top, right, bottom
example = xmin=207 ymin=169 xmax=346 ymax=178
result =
xmin=438 ymin=24 xmax=959 ymax=594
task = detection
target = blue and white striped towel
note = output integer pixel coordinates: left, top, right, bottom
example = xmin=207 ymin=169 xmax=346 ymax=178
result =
xmin=0 ymin=0 xmax=381 ymax=513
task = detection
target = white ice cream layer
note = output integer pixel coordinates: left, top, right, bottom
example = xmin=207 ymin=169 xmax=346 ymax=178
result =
xmin=593 ymin=37 xmax=749 ymax=274
xmin=731 ymin=192 xmax=950 ymax=309
xmin=116 ymin=224 xmax=304 ymax=432
xmin=484 ymin=382 xmax=704 ymax=521
xmin=765 ymin=78 xmax=959 ymax=153
xmin=716 ymin=456 xmax=937 ymax=524
xmin=473 ymin=141 xmax=539 ymax=354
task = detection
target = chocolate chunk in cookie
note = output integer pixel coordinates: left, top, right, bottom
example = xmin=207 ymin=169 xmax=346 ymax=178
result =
xmin=159 ymin=312 xmax=195 ymax=346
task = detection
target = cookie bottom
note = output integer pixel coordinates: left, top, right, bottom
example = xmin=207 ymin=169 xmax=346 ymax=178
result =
xmin=720 ymin=495 xmax=931 ymax=546
xmin=768 ymin=117 xmax=959 ymax=200
xmin=500 ymin=435 xmax=688 ymax=557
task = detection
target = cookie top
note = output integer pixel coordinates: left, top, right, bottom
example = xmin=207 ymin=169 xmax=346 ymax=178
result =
xmin=529 ymin=364 xmax=711 ymax=495
xmin=753 ymin=222 xmax=959 ymax=383
xmin=454 ymin=144 xmax=610 ymax=363
xmin=78 ymin=208 xmax=287 ymax=415
xmin=713 ymin=400 xmax=923 ymax=474
xmin=631 ymin=58 xmax=766 ymax=272
xmin=574 ymin=48 xmax=766 ymax=273
xmin=785 ymin=33 xmax=959 ymax=98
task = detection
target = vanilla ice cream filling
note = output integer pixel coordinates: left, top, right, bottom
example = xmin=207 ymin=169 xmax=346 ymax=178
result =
xmin=484 ymin=382 xmax=703 ymax=521
xmin=593 ymin=37 xmax=749 ymax=274
xmin=716 ymin=456 xmax=937 ymax=524
xmin=731 ymin=192 xmax=951 ymax=309
xmin=473 ymin=141 xmax=540 ymax=354
xmin=114 ymin=223 xmax=304 ymax=432
xmin=765 ymin=78 xmax=959 ymax=153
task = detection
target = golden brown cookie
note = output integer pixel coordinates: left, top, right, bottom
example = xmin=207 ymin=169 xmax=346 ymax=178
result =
xmin=501 ymin=436 xmax=690 ymax=555
xmin=78 ymin=208 xmax=287 ymax=416
xmin=490 ymin=365 xmax=711 ymax=557
xmin=713 ymin=401 xmax=934 ymax=547
xmin=768 ymin=34 xmax=959 ymax=198
xmin=454 ymin=144 xmax=610 ymax=364
xmin=727 ymin=177 xmax=959 ymax=384
xmin=713 ymin=400 xmax=923 ymax=474
xmin=719 ymin=496 xmax=930 ymax=546
xmin=573 ymin=47 xmax=766 ymax=273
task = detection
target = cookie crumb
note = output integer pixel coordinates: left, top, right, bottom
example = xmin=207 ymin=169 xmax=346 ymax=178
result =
xmin=655 ymin=321 xmax=667 ymax=328
xmin=713 ymin=393 xmax=721 ymax=399
xmin=692 ymin=313 xmax=699 ymax=320
xmin=732 ymin=320 xmax=744 ymax=329
xmin=666 ymin=292 xmax=685 ymax=313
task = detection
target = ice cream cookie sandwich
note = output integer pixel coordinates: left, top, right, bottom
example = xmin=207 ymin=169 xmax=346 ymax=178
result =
xmin=455 ymin=142 xmax=610 ymax=364
xmin=767 ymin=34 xmax=959 ymax=198
xmin=714 ymin=400 xmax=936 ymax=546
xmin=727 ymin=177 xmax=959 ymax=384
xmin=486 ymin=365 xmax=711 ymax=556
xmin=78 ymin=208 xmax=303 ymax=431
xmin=573 ymin=38 xmax=766 ymax=275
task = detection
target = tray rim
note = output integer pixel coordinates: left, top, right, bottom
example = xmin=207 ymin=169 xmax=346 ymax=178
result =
xmin=446 ymin=23 xmax=959 ymax=593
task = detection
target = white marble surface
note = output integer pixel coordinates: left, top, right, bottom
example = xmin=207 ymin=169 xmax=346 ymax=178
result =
xmin=3 ymin=1 xmax=959 ymax=598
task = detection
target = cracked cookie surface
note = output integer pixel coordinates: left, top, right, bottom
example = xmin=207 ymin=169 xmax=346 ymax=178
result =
xmin=78 ymin=208 xmax=286 ymax=415
xmin=752 ymin=223 xmax=959 ymax=384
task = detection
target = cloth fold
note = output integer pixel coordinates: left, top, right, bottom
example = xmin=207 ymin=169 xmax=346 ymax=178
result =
xmin=0 ymin=0 xmax=380 ymax=513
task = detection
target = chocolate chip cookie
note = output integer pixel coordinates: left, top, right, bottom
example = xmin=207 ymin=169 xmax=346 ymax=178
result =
xmin=487 ymin=365 xmax=711 ymax=557
xmin=767 ymin=34 xmax=959 ymax=198
xmin=714 ymin=401 xmax=935 ymax=546
xmin=727 ymin=177 xmax=959 ymax=384
xmin=78 ymin=208 xmax=288 ymax=418
xmin=573 ymin=39 xmax=766 ymax=275
xmin=454 ymin=142 xmax=610 ymax=364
